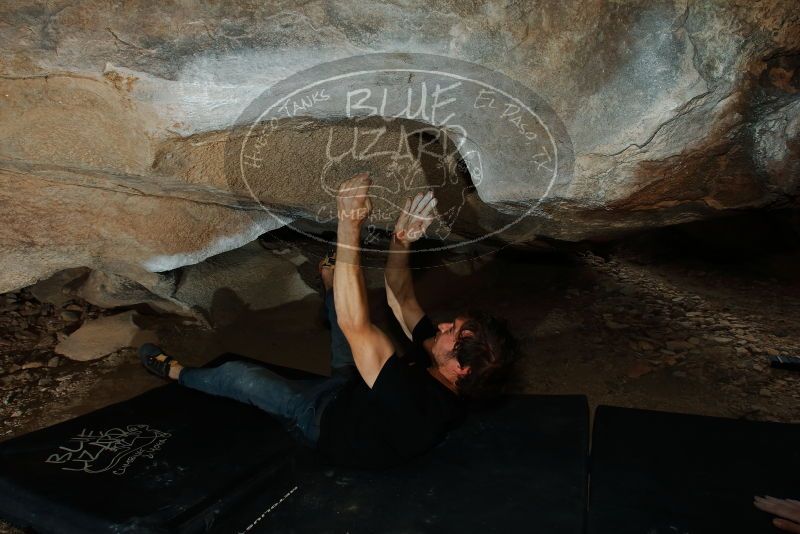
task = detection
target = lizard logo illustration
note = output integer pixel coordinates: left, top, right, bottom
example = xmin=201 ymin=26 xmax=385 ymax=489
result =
xmin=226 ymin=52 xmax=573 ymax=261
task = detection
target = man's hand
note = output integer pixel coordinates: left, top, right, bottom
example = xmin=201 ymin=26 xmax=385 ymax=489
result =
xmin=755 ymin=496 xmax=800 ymax=533
xmin=337 ymin=172 xmax=373 ymax=227
xmin=393 ymin=190 xmax=438 ymax=245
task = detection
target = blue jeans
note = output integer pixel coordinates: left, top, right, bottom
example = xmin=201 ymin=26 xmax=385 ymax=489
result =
xmin=178 ymin=289 xmax=356 ymax=447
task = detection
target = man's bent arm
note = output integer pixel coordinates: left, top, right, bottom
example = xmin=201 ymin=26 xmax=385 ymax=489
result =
xmin=385 ymin=234 xmax=425 ymax=340
xmin=384 ymin=191 xmax=437 ymax=339
xmin=335 ymin=210 xmax=394 ymax=388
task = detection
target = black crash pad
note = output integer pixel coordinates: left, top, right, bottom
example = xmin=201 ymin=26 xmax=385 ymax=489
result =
xmin=588 ymin=405 xmax=800 ymax=534
xmin=0 ymin=382 xmax=295 ymax=534
xmin=213 ymin=394 xmax=590 ymax=534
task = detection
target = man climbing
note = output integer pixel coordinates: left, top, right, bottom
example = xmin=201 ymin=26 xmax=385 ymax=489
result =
xmin=139 ymin=172 xmax=518 ymax=468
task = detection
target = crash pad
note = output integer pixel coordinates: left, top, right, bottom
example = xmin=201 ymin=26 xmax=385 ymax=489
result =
xmin=588 ymin=405 xmax=800 ymax=534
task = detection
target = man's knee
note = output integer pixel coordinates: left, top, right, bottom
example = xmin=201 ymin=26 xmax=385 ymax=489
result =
xmin=219 ymin=362 xmax=302 ymax=413
xmin=212 ymin=361 xmax=264 ymax=393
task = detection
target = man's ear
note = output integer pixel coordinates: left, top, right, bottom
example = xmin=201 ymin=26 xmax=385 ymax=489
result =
xmin=457 ymin=364 xmax=471 ymax=378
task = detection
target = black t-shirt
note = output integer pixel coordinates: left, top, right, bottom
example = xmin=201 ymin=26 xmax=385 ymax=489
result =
xmin=317 ymin=315 xmax=465 ymax=468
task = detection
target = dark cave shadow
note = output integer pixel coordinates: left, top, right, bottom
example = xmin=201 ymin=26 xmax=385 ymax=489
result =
xmin=177 ymin=246 xmax=575 ymax=385
xmin=203 ymin=286 xmax=330 ymax=376
xmin=202 ymin=280 xmax=400 ymax=377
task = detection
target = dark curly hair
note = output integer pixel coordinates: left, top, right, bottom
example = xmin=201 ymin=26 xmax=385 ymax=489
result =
xmin=451 ymin=309 xmax=519 ymax=400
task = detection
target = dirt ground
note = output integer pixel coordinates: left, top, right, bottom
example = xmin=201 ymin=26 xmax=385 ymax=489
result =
xmin=1 ymin=216 xmax=799 ymax=532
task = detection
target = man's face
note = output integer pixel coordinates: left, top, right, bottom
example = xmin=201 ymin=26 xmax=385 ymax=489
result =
xmin=431 ymin=316 xmax=472 ymax=368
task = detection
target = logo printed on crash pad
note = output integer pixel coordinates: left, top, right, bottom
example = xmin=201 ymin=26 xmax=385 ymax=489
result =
xmin=45 ymin=424 xmax=171 ymax=476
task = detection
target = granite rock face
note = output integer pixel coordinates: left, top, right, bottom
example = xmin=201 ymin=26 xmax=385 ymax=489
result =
xmin=0 ymin=0 xmax=798 ymax=294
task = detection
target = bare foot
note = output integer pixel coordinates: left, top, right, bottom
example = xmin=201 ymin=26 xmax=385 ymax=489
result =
xmin=319 ymin=256 xmax=335 ymax=291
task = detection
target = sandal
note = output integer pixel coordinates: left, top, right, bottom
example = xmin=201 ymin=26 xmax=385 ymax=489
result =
xmin=138 ymin=343 xmax=175 ymax=379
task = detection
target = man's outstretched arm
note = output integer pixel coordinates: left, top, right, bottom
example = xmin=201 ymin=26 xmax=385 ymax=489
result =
xmin=334 ymin=173 xmax=395 ymax=388
xmin=385 ymin=190 xmax=438 ymax=339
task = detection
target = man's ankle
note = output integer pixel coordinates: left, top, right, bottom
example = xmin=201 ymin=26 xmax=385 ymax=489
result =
xmin=168 ymin=362 xmax=184 ymax=381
